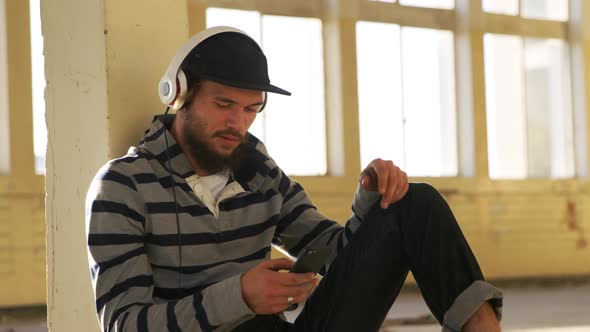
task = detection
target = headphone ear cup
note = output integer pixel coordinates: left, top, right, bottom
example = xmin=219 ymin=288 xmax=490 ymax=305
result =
xmin=171 ymin=69 xmax=188 ymax=111
xmin=258 ymin=91 xmax=267 ymax=113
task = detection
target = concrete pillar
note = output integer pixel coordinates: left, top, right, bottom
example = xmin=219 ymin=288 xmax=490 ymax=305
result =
xmin=43 ymin=0 xmax=189 ymax=330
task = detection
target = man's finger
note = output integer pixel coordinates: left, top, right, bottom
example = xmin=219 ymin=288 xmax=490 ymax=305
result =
xmin=261 ymin=258 xmax=294 ymax=271
xmin=273 ymin=280 xmax=318 ymax=298
xmin=380 ymin=176 xmax=394 ymax=208
xmin=361 ymin=175 xmax=371 ymax=190
xmin=393 ymin=168 xmax=405 ymax=201
xmin=280 ymin=280 xmax=320 ymax=309
xmin=380 ymin=162 xmax=397 ymax=208
xmin=371 ymin=161 xmax=388 ymax=194
xmin=401 ymin=173 xmax=409 ymax=198
xmin=360 ymin=167 xmax=378 ymax=192
xmin=393 ymin=170 xmax=408 ymax=203
xmin=276 ymin=271 xmax=316 ymax=286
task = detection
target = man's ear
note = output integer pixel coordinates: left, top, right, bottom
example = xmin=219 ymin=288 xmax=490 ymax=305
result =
xmin=177 ymin=104 xmax=189 ymax=115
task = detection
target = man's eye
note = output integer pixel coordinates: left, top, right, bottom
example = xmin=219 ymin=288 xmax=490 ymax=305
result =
xmin=215 ymin=102 xmax=231 ymax=108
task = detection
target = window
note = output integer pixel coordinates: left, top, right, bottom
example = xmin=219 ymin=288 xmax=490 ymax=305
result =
xmin=30 ymin=0 xmax=46 ymax=175
xmin=483 ymin=0 xmax=568 ymax=21
xmin=370 ymin=0 xmax=454 ymax=8
xmin=482 ymin=0 xmax=577 ymax=179
xmin=0 ymin=0 xmax=9 ymax=174
xmin=521 ymin=0 xmax=568 ymax=21
xmin=400 ymin=0 xmax=453 ymax=9
xmin=484 ymin=34 xmax=574 ymax=179
xmin=206 ymin=8 xmax=327 ymax=176
xmin=356 ymin=22 xmax=457 ymax=177
xmin=482 ymin=0 xmax=518 ymax=16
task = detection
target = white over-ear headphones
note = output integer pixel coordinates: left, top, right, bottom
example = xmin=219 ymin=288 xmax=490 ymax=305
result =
xmin=158 ymin=26 xmax=248 ymax=110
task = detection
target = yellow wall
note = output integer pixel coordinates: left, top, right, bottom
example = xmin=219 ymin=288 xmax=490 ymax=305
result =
xmin=0 ymin=0 xmax=588 ymax=331
xmin=0 ymin=0 xmax=45 ymax=307
xmin=296 ymin=177 xmax=590 ymax=279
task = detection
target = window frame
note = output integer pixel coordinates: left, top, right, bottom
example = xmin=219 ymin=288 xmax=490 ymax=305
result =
xmin=187 ymin=0 xmax=590 ymax=193
xmin=480 ymin=1 xmax=583 ymax=181
xmin=356 ymin=6 xmax=460 ymax=177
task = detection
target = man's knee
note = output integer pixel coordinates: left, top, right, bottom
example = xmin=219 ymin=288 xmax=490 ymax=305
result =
xmin=365 ymin=183 xmax=443 ymax=215
xmin=364 ymin=183 xmax=446 ymax=222
xmin=408 ymin=183 xmax=444 ymax=203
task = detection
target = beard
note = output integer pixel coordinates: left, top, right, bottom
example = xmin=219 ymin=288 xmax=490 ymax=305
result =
xmin=179 ymin=112 xmax=246 ymax=174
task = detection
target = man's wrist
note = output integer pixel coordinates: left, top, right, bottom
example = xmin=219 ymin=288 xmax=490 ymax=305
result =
xmin=240 ymin=272 xmax=254 ymax=311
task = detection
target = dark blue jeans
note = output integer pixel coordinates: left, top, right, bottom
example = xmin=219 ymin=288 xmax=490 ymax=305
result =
xmin=234 ymin=183 xmax=502 ymax=332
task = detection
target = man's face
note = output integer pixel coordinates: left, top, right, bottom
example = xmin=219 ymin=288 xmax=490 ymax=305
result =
xmin=177 ymin=80 xmax=264 ymax=173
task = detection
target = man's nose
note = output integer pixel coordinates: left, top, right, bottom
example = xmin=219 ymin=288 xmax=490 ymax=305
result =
xmin=225 ymin=108 xmax=247 ymax=128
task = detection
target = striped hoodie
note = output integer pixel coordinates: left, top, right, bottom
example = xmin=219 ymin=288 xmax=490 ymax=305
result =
xmin=85 ymin=115 xmax=379 ymax=331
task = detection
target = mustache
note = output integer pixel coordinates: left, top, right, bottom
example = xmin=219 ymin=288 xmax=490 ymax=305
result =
xmin=213 ymin=129 xmax=246 ymax=142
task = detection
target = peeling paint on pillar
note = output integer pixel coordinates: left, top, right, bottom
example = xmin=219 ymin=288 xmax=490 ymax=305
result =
xmin=566 ymin=199 xmax=588 ymax=249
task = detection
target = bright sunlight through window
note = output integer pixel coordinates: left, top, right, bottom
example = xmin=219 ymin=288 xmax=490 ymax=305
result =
xmin=356 ymin=21 xmax=457 ymax=177
xmin=482 ymin=0 xmax=519 ymax=16
xmin=483 ymin=0 xmax=568 ymax=21
xmin=521 ymin=0 xmax=568 ymax=21
xmin=369 ymin=0 xmax=454 ymax=8
xmin=30 ymin=0 xmax=46 ymax=175
xmin=207 ymin=8 xmax=327 ymax=176
xmin=484 ymin=34 xmax=574 ymax=179
xmin=0 ymin=0 xmax=10 ymax=174
xmin=400 ymin=0 xmax=454 ymax=9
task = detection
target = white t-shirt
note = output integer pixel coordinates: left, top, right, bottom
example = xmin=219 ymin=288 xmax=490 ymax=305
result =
xmin=185 ymin=170 xmax=231 ymax=217
xmin=199 ymin=171 xmax=230 ymax=201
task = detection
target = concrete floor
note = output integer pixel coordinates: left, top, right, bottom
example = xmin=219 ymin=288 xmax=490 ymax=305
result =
xmin=1 ymin=282 xmax=589 ymax=332
xmin=381 ymin=281 xmax=590 ymax=332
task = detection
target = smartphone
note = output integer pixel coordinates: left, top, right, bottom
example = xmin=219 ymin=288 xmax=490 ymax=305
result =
xmin=290 ymin=247 xmax=332 ymax=274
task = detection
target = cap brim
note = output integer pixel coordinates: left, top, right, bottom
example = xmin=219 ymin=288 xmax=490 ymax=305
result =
xmin=200 ymin=75 xmax=291 ymax=96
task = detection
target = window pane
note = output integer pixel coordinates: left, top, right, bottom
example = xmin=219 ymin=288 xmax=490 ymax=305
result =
xmin=206 ymin=10 xmax=327 ymax=176
xmin=484 ymin=34 xmax=526 ymax=179
xmin=357 ymin=23 xmax=457 ymax=177
xmin=401 ymin=27 xmax=457 ymax=176
xmin=483 ymin=0 xmax=518 ymax=15
xmin=356 ymin=22 xmax=404 ymax=170
xmin=522 ymin=0 xmax=568 ymax=21
xmin=523 ymin=38 xmax=574 ymax=178
xmin=484 ymin=34 xmax=574 ymax=179
xmin=206 ymin=8 xmax=261 ymax=43
xmin=400 ymin=0 xmax=454 ymax=9
xmin=261 ymin=16 xmax=326 ymax=176
xmin=30 ymin=0 xmax=46 ymax=174
xmin=205 ymin=8 xmax=264 ymax=140
xmin=0 ymin=0 xmax=10 ymax=174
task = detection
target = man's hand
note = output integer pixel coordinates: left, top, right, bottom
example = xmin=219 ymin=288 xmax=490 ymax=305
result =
xmin=241 ymin=258 xmax=319 ymax=314
xmin=360 ymin=158 xmax=409 ymax=209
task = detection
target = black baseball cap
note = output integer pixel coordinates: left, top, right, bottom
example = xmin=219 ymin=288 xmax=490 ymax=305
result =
xmin=181 ymin=31 xmax=291 ymax=96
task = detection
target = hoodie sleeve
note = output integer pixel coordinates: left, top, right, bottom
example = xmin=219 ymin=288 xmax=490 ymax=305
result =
xmin=86 ymin=163 xmax=254 ymax=332
xmin=272 ymin=168 xmax=381 ymax=273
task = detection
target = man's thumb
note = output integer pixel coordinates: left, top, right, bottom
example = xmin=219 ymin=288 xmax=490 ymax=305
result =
xmin=361 ymin=175 xmax=371 ymax=189
xmin=263 ymin=258 xmax=294 ymax=271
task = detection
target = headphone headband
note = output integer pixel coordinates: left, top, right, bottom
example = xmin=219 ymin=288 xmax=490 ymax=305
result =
xmin=158 ymin=26 xmax=248 ymax=108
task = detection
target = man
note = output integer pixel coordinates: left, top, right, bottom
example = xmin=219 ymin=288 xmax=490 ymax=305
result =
xmin=86 ymin=27 xmax=502 ymax=331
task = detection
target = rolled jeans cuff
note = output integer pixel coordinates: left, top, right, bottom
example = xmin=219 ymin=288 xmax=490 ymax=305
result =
xmin=442 ymin=280 xmax=503 ymax=332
